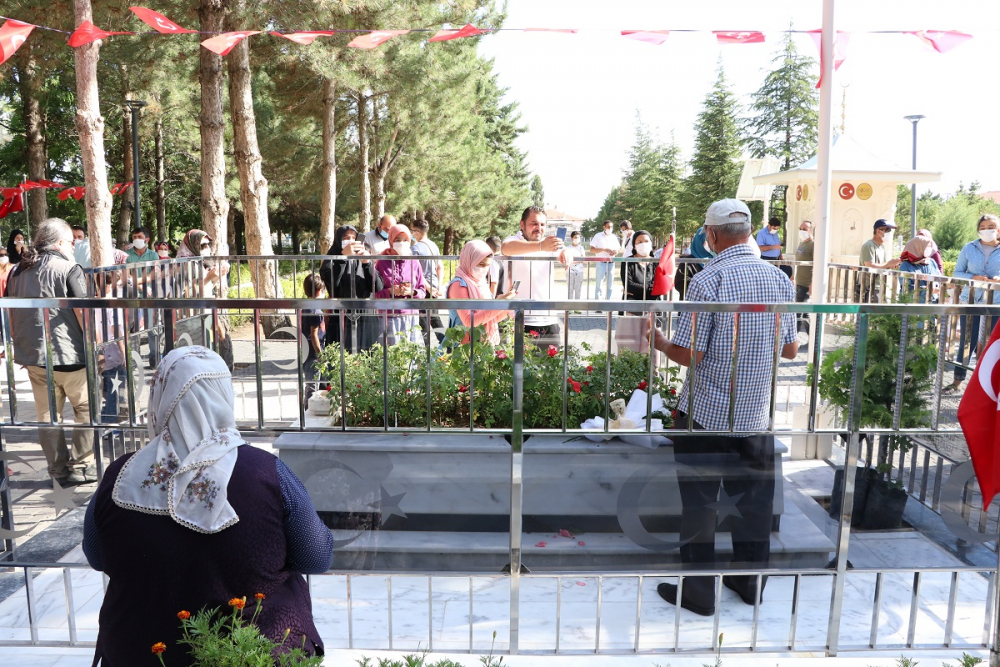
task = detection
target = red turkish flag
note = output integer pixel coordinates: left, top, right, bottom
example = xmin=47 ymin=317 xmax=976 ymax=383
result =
xmin=959 ymin=318 xmax=1000 ymax=508
xmin=651 ymin=235 xmax=676 ymax=297
xmin=110 ymin=181 xmax=133 ymax=195
xmin=0 ymin=191 xmax=23 ymax=219
xmin=200 ymin=31 xmax=261 ymax=56
xmin=58 ymin=186 xmax=85 ymax=201
xmin=0 ymin=20 xmax=34 ymax=65
xmin=429 ymin=24 xmax=486 ymax=42
xmin=808 ymin=30 xmax=851 ymax=88
xmin=621 ymin=30 xmax=671 ymax=45
xmin=129 ymin=7 xmax=197 ymax=34
xmin=907 ymin=30 xmax=972 ymax=54
xmin=37 ymin=179 xmax=64 ymax=188
xmin=19 ymin=180 xmax=44 ymax=190
xmin=0 ymin=187 xmax=21 ymax=199
xmin=271 ymin=31 xmax=337 ymax=45
xmin=347 ymin=30 xmax=410 ymax=49
xmin=715 ymin=31 xmax=765 ymax=44
xmin=68 ymin=20 xmax=133 ymax=48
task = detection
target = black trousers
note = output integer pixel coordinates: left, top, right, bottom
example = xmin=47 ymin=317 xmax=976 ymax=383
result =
xmin=672 ymin=411 xmax=775 ymax=605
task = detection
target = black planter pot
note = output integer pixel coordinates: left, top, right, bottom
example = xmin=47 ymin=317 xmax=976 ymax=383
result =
xmin=860 ymin=478 xmax=908 ymax=530
xmin=829 ymin=466 xmax=877 ymax=527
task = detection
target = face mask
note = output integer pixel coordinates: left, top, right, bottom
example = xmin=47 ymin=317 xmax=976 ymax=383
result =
xmin=604 ymin=229 xmax=612 ymax=236
xmin=635 ymin=241 xmax=652 ymax=257
xmin=341 ymin=238 xmax=355 ymax=249
xmin=473 ymin=265 xmax=490 ymax=281
xmin=393 ymin=241 xmax=410 ymax=255
xmin=0 ymin=256 xmax=9 ymax=265
xmin=572 ymin=238 xmax=581 ymax=246
xmin=798 ymin=230 xmax=810 ymax=242
xmin=981 ymin=229 xmax=998 ymax=243
xmin=923 ymin=245 xmax=934 ymax=258
xmin=73 ymin=239 xmax=81 ymax=247
xmin=157 ymin=250 xmax=169 ymax=258
xmin=133 ymin=239 xmax=146 ymax=250
xmin=14 ymin=239 xmax=23 ymax=247
xmin=201 ymin=248 xmax=211 ymax=257
xmin=883 ymin=232 xmax=893 ymax=244
xmin=379 ymin=229 xmax=389 ymax=240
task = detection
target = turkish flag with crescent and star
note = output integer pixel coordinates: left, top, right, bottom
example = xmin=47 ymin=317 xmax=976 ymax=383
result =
xmin=958 ymin=317 xmax=1000 ymax=508
xmin=650 ymin=235 xmax=676 ymax=297
xmin=0 ymin=20 xmax=34 ymax=65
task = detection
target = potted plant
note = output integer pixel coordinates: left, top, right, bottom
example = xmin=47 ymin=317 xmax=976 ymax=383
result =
xmin=814 ymin=303 xmax=938 ymax=529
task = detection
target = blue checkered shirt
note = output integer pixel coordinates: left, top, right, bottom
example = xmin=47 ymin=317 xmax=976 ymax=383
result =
xmin=672 ymin=243 xmax=797 ymax=431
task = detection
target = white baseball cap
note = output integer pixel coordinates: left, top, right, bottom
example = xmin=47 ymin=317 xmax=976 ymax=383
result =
xmin=705 ymin=199 xmax=751 ymax=227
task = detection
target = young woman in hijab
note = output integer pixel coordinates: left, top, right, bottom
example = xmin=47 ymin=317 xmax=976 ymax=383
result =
xmin=446 ymin=240 xmax=516 ymax=345
xmin=0 ymin=246 xmax=13 ymax=295
xmin=6 ymin=228 xmax=25 ymax=264
xmin=175 ymin=230 xmax=233 ymax=369
xmin=675 ymin=226 xmax=712 ymax=300
xmin=898 ymin=235 xmax=942 ymax=303
xmin=83 ymin=346 xmax=334 ymax=666
xmin=319 ymin=224 xmax=384 ymax=352
xmin=620 ymin=230 xmax=658 ymax=301
xmin=374 ymin=223 xmax=427 ymax=345
xmin=916 ymin=228 xmax=944 ymax=273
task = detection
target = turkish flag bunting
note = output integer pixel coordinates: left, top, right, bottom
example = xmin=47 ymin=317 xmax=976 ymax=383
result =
xmin=110 ymin=181 xmax=133 ymax=195
xmin=959 ymin=318 xmax=1000 ymax=508
xmin=19 ymin=180 xmax=44 ymax=190
xmin=651 ymin=235 xmax=676 ymax=297
xmin=129 ymin=7 xmax=197 ymax=34
xmin=37 ymin=179 xmax=65 ymax=188
xmin=200 ymin=31 xmax=261 ymax=56
xmin=429 ymin=24 xmax=486 ymax=42
xmin=58 ymin=186 xmax=85 ymax=201
xmin=0 ymin=191 xmax=23 ymax=219
xmin=0 ymin=20 xmax=34 ymax=65
xmin=68 ymin=20 xmax=134 ymax=48
xmin=524 ymin=28 xmax=578 ymax=33
xmin=621 ymin=30 xmax=670 ymax=45
xmin=808 ymin=29 xmax=851 ymax=88
xmin=907 ymin=30 xmax=973 ymax=54
xmin=347 ymin=30 xmax=410 ymax=49
xmin=715 ymin=31 xmax=765 ymax=44
xmin=0 ymin=187 xmax=21 ymax=199
xmin=271 ymin=31 xmax=337 ymax=45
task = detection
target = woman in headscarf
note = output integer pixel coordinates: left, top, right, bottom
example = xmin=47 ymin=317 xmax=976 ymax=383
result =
xmin=917 ymin=228 xmax=944 ymax=273
xmin=374 ymin=223 xmax=427 ymax=345
xmin=319 ymin=224 xmax=383 ymax=352
xmin=675 ymin=226 xmax=713 ymax=300
xmin=620 ymin=230 xmax=658 ymax=301
xmin=446 ymin=240 xmax=515 ymax=346
xmin=83 ymin=346 xmax=333 ymax=667
xmin=6 ymin=228 xmax=25 ymax=264
xmin=176 ymin=229 xmax=233 ymax=369
xmin=898 ymin=235 xmax=941 ymax=303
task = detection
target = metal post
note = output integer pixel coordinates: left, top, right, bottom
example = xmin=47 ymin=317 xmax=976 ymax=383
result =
xmin=509 ymin=310 xmax=525 ymax=653
xmin=809 ymin=0 xmax=836 ymax=309
xmin=125 ymin=100 xmax=147 ymax=230
xmin=904 ymin=115 xmax=924 ymax=240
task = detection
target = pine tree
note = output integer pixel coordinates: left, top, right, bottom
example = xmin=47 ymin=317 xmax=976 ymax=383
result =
xmin=619 ymin=116 xmax=683 ymax=239
xmin=530 ymin=175 xmax=544 ymax=208
xmin=680 ymin=64 xmax=744 ymax=235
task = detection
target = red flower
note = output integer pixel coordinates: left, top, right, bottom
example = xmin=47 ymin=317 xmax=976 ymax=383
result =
xmin=528 ymin=330 xmax=540 ymax=338
xmin=355 ymin=384 xmax=362 ymax=389
xmin=228 ymin=597 xmax=246 ymax=610
xmin=566 ymin=378 xmax=581 ymax=393
xmin=586 ymin=365 xmax=593 ymax=373
xmin=547 ymin=345 xmax=558 ymax=357
xmin=177 ymin=610 xmax=190 ymax=620
xmin=495 ymin=349 xmax=508 ymax=360
xmin=637 ymin=380 xmax=648 ymax=390
xmin=458 ymin=385 xmax=467 ymax=393
xmin=584 ymin=381 xmax=589 ymax=386
xmin=151 ymin=642 xmax=167 ymax=654
xmin=254 ymin=593 xmax=266 ymax=601
xmin=669 ymin=388 xmax=677 ymax=395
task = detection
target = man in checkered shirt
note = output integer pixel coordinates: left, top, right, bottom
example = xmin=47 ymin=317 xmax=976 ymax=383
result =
xmin=650 ymin=198 xmax=799 ymax=617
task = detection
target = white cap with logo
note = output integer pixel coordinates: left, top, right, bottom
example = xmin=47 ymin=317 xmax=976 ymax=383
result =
xmin=705 ymin=198 xmax=752 ymax=227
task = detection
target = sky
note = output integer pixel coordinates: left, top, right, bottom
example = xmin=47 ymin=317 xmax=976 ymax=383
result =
xmin=477 ymin=0 xmax=1000 ymax=220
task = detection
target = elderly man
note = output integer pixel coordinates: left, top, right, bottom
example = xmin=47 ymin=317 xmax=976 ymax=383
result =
xmin=794 ymin=220 xmax=814 ymax=332
xmin=649 ymin=199 xmax=798 ymax=617
xmin=501 ymin=206 xmax=571 ymax=347
xmin=363 ymin=214 xmax=394 ymax=255
xmin=6 ymin=218 xmax=95 ymax=486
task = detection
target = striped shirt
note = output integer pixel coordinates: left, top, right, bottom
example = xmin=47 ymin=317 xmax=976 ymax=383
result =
xmin=671 ymin=243 xmax=796 ymax=431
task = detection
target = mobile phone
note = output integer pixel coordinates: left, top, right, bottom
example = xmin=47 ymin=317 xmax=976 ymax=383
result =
xmin=556 ymin=227 xmax=567 ymax=242
xmin=511 ymin=280 xmax=521 ymax=293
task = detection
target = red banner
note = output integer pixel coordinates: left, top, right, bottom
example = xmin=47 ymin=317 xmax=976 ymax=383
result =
xmin=0 ymin=20 xmax=34 ymax=65
xmin=907 ymin=30 xmax=972 ymax=54
xmin=715 ymin=31 xmax=765 ymax=44
xmin=808 ymin=30 xmax=851 ymax=88
xmin=68 ymin=20 xmax=134 ymax=48
xmin=348 ymin=30 xmax=410 ymax=49
xmin=110 ymin=181 xmax=134 ymax=195
xmin=621 ymin=30 xmax=670 ymax=45
xmin=201 ymin=31 xmax=261 ymax=56
xmin=58 ymin=186 xmax=85 ymax=201
xmin=959 ymin=318 xmax=1000 ymax=508
xmin=0 ymin=192 xmax=23 ymax=219
xmin=129 ymin=7 xmax=197 ymax=34
xmin=271 ymin=31 xmax=337 ymax=45
xmin=429 ymin=24 xmax=485 ymax=42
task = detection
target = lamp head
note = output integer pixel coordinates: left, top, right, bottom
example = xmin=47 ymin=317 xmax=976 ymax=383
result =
xmin=904 ymin=114 xmax=926 ymax=123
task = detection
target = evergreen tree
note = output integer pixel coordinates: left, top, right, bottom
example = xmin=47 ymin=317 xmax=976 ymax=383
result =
xmin=619 ymin=117 xmax=682 ymax=239
xmin=680 ymin=64 xmax=744 ymax=236
xmin=530 ymin=175 xmax=544 ymax=208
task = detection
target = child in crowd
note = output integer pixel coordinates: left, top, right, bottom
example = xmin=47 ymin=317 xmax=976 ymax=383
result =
xmin=566 ymin=230 xmax=585 ymax=299
xmin=302 ymin=274 xmax=326 ymax=403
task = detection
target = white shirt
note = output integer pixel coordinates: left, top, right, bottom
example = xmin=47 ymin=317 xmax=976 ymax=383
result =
xmin=621 ymin=231 xmax=635 ymax=257
xmin=590 ymin=230 xmax=620 ymax=256
xmin=503 ymin=231 xmax=558 ymax=327
xmin=363 ymin=229 xmax=389 ymax=255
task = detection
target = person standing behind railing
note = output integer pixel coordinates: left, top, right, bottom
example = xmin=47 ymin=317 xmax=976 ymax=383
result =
xmin=375 ymin=224 xmax=427 ymax=345
xmin=410 ymin=218 xmax=446 ymax=347
xmin=301 ymin=274 xmax=326 ymax=403
xmin=857 ymin=219 xmax=902 ymax=303
xmin=0 ymin=247 xmax=13 ymax=296
xmin=176 ymin=230 xmax=233 ymax=370
xmin=898 ymin=236 xmax=942 ymax=302
xmin=917 ymin=228 xmax=943 ymax=273
xmin=620 ymin=230 xmax=657 ymax=301
xmin=794 ymin=221 xmax=814 ymax=333
xmin=757 ymin=217 xmax=791 ymax=279
xmin=590 ymin=220 xmax=620 ymax=300
xmin=566 ymin=230 xmax=586 ymax=300
xmin=485 ymin=235 xmax=506 ymax=297
xmin=948 ymin=214 xmax=1000 ymax=391
xmin=126 ymin=227 xmax=161 ymax=368
xmin=320 ymin=225 xmax=383 ymax=353
xmin=6 ymin=228 xmax=25 ymax=265
xmin=446 ymin=241 xmax=516 ymax=346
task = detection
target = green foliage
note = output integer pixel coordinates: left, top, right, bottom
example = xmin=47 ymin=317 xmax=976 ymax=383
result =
xmin=932 ymin=196 xmax=979 ymax=252
xmin=530 ymin=175 xmax=545 ymax=208
xmin=952 ymin=652 xmax=983 ymax=667
xmin=616 ymin=116 xmax=684 ymax=240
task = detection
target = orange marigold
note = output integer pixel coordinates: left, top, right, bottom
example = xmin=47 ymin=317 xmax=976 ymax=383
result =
xmin=151 ymin=642 xmax=167 ymax=654
xmin=254 ymin=592 xmax=266 ymax=600
xmin=228 ymin=597 xmax=246 ymax=609
xmin=177 ymin=610 xmax=190 ymax=620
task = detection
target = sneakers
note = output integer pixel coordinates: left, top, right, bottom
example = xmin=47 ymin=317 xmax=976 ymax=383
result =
xmin=54 ymin=465 xmax=97 ymax=488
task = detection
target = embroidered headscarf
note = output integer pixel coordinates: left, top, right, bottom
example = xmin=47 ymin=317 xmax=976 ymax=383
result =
xmin=900 ymin=236 xmax=933 ymax=265
xmin=113 ymin=346 xmax=244 ymax=533
xmin=380 ymin=224 xmax=412 ymax=256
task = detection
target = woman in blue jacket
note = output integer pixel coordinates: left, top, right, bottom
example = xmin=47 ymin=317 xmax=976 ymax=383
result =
xmin=948 ymin=214 xmax=1000 ymax=391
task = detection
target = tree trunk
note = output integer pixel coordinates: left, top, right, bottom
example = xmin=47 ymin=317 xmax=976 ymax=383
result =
xmin=226 ymin=1 xmax=286 ymax=335
xmin=373 ymin=125 xmax=399 ymax=221
xmin=154 ymin=116 xmax=167 ymax=242
xmin=117 ymin=106 xmax=134 ymax=247
xmin=20 ymin=45 xmax=48 ymax=228
xmin=443 ymin=226 xmax=455 ymax=256
xmin=291 ymin=223 xmax=300 ymax=255
xmin=319 ymin=76 xmax=337 ymax=255
xmin=226 ymin=204 xmax=237 ymax=253
xmin=199 ymin=0 xmax=229 ymax=248
xmin=72 ymin=0 xmax=113 ymax=268
xmin=357 ymin=92 xmax=371 ymax=233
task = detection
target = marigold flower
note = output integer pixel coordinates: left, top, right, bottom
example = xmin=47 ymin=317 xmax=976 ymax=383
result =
xmin=151 ymin=642 xmax=167 ymax=654
xmin=177 ymin=610 xmax=190 ymax=620
xmin=228 ymin=597 xmax=246 ymax=609
xmin=546 ymin=345 xmax=558 ymax=357
xmin=255 ymin=593 xmax=266 ymax=600
xmin=637 ymin=380 xmax=648 ymax=390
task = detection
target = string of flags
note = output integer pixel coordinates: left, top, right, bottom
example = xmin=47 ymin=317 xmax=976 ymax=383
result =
xmin=0 ymin=6 xmax=976 ymax=67
xmin=0 ymin=181 xmax=133 ymax=219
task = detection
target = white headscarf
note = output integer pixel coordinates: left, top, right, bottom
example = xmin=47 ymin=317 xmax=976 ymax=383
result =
xmin=113 ymin=346 xmax=243 ymax=533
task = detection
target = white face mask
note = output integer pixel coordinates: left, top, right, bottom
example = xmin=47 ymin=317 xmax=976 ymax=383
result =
xmin=133 ymin=238 xmax=146 ymax=250
xmin=798 ymin=230 xmax=811 ymax=242
xmin=981 ymin=229 xmax=998 ymax=243
xmin=882 ymin=231 xmax=893 ymax=244
xmin=157 ymin=250 xmax=169 ymax=258
xmin=572 ymin=237 xmax=581 ymax=246
xmin=0 ymin=256 xmax=9 ymax=265
xmin=14 ymin=239 xmax=23 ymax=247
xmin=201 ymin=248 xmax=211 ymax=257
xmin=341 ymin=238 xmax=355 ymax=249
xmin=635 ymin=241 xmax=652 ymax=257
xmin=393 ymin=241 xmax=410 ymax=255
xmin=604 ymin=229 xmax=612 ymax=236
xmin=473 ymin=265 xmax=490 ymax=281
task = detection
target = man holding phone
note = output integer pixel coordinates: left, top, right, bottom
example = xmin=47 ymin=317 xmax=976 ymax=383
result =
xmin=501 ymin=206 xmax=572 ymax=348
xmin=590 ymin=220 xmax=621 ymax=300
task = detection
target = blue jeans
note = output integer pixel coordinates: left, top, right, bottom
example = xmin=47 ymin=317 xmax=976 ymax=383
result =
xmin=594 ymin=261 xmax=613 ymax=300
xmin=953 ymin=314 xmax=1000 ymax=382
xmin=101 ymin=367 xmax=125 ymax=424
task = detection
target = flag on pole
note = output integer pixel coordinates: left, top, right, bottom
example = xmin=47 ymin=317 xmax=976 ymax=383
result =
xmin=651 ymin=235 xmax=676 ymax=297
xmin=0 ymin=20 xmax=34 ymax=65
xmin=958 ymin=317 xmax=1000 ymax=508
xmin=808 ymin=30 xmax=851 ymax=89
xmin=0 ymin=190 xmax=23 ymax=219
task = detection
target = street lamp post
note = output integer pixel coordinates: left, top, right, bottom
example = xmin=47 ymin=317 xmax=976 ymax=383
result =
xmin=904 ymin=115 xmax=925 ymax=239
xmin=124 ymin=100 xmax=147 ymax=231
